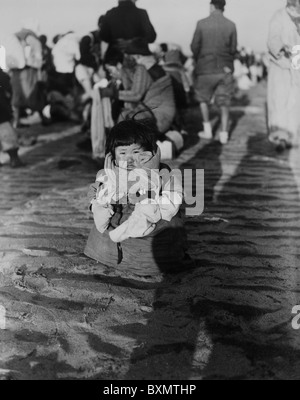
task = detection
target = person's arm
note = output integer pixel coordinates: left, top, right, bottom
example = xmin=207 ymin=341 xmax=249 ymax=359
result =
xmin=140 ymin=10 xmax=157 ymax=43
xmin=74 ymin=39 xmax=81 ymax=62
xmin=88 ymin=181 xmax=99 ymax=209
xmin=267 ymin=11 xmax=285 ymax=59
xmin=92 ymin=202 xmax=114 ymax=233
xmin=191 ymin=22 xmax=202 ymax=60
xmin=88 ymin=173 xmax=115 ymax=234
xmin=118 ymin=65 xmax=151 ymax=103
xmin=230 ymin=25 xmax=238 ymax=57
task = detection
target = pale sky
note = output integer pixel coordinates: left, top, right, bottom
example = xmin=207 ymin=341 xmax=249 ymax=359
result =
xmin=0 ymin=0 xmax=287 ymax=54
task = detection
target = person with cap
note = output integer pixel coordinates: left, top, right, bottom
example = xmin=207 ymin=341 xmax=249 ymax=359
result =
xmin=267 ymin=0 xmax=300 ymax=151
xmin=100 ymin=0 xmax=157 ymax=64
xmin=191 ymin=0 xmax=237 ymax=144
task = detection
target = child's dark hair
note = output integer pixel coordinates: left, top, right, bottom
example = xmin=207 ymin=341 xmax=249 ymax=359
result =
xmin=105 ymin=117 xmax=158 ymax=159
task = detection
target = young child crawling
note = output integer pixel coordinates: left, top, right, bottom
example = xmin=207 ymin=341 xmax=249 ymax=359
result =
xmin=84 ymin=119 xmax=189 ymax=275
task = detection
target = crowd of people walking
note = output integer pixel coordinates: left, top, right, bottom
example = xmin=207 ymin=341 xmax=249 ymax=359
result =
xmin=1 ymin=0 xmax=298 ymax=169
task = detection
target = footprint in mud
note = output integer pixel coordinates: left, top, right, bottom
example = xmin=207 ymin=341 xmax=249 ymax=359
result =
xmin=13 ymin=268 xmax=50 ymax=293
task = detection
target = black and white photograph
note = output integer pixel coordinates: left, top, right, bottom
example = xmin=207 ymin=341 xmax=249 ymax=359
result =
xmin=0 ymin=0 xmax=300 ymax=382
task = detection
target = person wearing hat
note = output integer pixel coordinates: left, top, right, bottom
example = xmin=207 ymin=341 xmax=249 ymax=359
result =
xmin=191 ymin=0 xmax=237 ymax=144
xmin=100 ymin=0 xmax=157 ymax=65
xmin=267 ymin=0 xmax=300 ymax=151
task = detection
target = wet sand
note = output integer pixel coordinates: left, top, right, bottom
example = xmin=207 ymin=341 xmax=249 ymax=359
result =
xmin=1 ymin=82 xmax=300 ymax=380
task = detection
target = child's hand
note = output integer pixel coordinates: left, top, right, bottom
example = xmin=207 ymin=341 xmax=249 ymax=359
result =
xmin=88 ymin=182 xmax=100 ymax=204
xmin=104 ymin=153 xmax=115 ymax=171
xmin=92 ymin=202 xmax=114 ymax=233
xmin=101 ymin=153 xmax=129 ymax=201
xmin=127 ymin=168 xmax=161 ymax=204
xmin=104 ymin=153 xmax=119 ymax=187
xmin=136 ymin=148 xmax=161 ymax=172
xmin=128 ymin=188 xmax=149 ymax=205
xmin=137 ymin=151 xmax=154 ymax=167
xmin=100 ymin=84 xmax=118 ymax=99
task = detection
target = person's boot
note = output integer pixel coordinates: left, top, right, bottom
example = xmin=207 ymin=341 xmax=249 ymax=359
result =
xmin=7 ymin=148 xmax=26 ymax=168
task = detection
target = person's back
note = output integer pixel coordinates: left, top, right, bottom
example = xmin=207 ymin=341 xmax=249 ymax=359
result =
xmin=15 ymin=28 xmax=43 ymax=70
xmin=191 ymin=0 xmax=237 ymax=145
xmin=101 ymin=0 xmax=156 ymax=63
xmin=191 ymin=4 xmax=237 ymax=75
xmin=52 ymin=32 xmax=80 ymax=74
xmin=143 ymin=64 xmax=176 ymax=131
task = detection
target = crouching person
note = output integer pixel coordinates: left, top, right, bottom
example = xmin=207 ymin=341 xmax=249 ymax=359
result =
xmin=0 ymin=68 xmax=24 ymax=168
xmin=84 ymin=118 xmax=190 ymax=276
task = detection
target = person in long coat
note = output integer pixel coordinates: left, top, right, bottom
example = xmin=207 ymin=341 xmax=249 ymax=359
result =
xmin=267 ymin=0 xmax=300 ymax=151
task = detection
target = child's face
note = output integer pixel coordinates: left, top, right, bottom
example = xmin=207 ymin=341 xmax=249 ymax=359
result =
xmin=114 ymin=144 xmax=152 ymax=170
